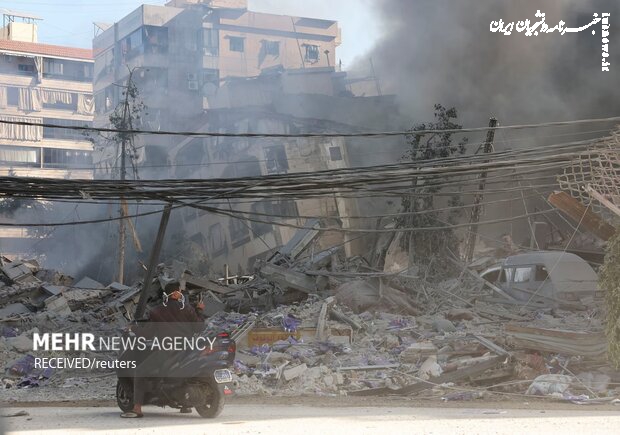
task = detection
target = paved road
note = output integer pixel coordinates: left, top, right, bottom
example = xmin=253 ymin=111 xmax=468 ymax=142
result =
xmin=3 ymin=405 xmax=620 ymax=434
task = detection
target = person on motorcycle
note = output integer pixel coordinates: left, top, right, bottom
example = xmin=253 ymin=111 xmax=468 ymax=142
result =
xmin=120 ymin=284 xmax=205 ymax=418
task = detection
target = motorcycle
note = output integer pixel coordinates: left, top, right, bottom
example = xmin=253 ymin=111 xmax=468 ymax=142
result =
xmin=115 ymin=330 xmax=236 ymax=418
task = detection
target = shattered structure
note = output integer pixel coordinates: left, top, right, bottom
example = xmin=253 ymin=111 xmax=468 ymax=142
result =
xmin=1 ymin=209 xmax=619 ymax=405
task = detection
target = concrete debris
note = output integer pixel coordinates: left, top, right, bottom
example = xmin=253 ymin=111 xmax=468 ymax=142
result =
xmin=0 ymin=248 xmax=618 ymax=405
xmin=526 ymin=374 xmax=572 ymax=396
xmin=8 ymin=334 xmax=34 ymax=353
xmin=283 ymin=363 xmax=308 ymax=381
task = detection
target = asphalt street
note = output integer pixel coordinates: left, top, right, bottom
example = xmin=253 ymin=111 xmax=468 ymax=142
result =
xmin=3 ymin=404 xmax=620 ymax=435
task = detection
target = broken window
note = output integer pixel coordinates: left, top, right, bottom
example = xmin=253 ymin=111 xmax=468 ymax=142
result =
xmin=264 ymin=145 xmax=289 ymax=174
xmin=229 ymin=218 xmax=250 ymax=248
xmin=304 ymin=44 xmax=320 ymax=62
xmin=229 ymin=36 xmax=245 ymax=53
xmin=144 ymin=26 xmax=168 ymax=54
xmin=251 ymin=202 xmax=273 ymax=237
xmin=513 ymin=267 xmax=532 ymax=283
xmin=264 ymin=40 xmax=280 ymax=56
xmin=207 ymin=223 xmax=228 ymax=257
xmin=499 ymin=267 xmax=514 ymax=284
xmin=535 ymin=265 xmax=549 ymax=282
xmin=329 ymin=146 xmax=343 ymax=161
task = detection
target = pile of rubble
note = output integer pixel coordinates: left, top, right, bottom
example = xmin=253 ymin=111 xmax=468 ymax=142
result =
xmin=0 ymin=237 xmax=619 ymax=405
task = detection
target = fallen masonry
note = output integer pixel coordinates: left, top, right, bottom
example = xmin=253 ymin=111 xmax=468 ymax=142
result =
xmin=0 ymin=248 xmax=619 ymax=406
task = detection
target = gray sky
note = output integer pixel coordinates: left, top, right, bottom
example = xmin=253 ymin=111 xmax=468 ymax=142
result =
xmin=0 ymin=0 xmax=377 ymax=67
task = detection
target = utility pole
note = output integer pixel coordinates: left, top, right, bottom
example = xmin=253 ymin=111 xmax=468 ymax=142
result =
xmin=135 ymin=203 xmax=173 ymax=320
xmin=117 ymin=69 xmax=135 ymax=284
xmin=465 ymin=118 xmax=498 ymax=263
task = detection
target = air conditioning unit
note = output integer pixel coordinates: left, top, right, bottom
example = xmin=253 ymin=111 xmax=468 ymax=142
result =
xmin=188 ymin=80 xmax=199 ymax=90
xmin=187 ymin=72 xmax=198 ymax=81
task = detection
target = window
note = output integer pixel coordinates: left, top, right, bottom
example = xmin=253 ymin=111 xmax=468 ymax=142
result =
xmin=0 ymin=145 xmax=40 ymax=167
xmin=43 ymin=118 xmax=93 ymax=140
xmin=513 ymin=267 xmax=532 ymax=283
xmin=329 ymin=146 xmax=343 ymax=161
xmin=44 ymin=59 xmax=63 ymax=76
xmin=251 ymin=202 xmax=273 ymax=237
xmin=43 ymin=148 xmax=92 ymax=169
xmin=229 ymin=36 xmax=245 ymax=52
xmin=7 ymin=87 xmax=18 ymax=106
xmin=264 ymin=40 xmax=280 ymax=56
xmin=482 ymin=269 xmax=500 ymax=283
xmin=264 ymin=145 xmax=289 ymax=174
xmin=43 ymin=58 xmax=93 ymax=82
xmin=144 ymin=26 xmax=168 ymax=54
xmin=203 ymin=28 xmax=219 ymax=55
xmin=499 ymin=268 xmax=514 ymax=284
xmin=42 ymin=93 xmax=78 ymax=111
xmin=304 ymin=44 xmax=319 ymax=62
xmin=207 ymin=223 xmax=227 ymax=257
xmin=229 ymin=218 xmax=250 ymax=248
xmin=18 ymin=64 xmax=35 ymax=74
xmin=271 ymin=200 xmax=297 ymax=217
xmin=535 ymin=265 xmax=549 ymax=281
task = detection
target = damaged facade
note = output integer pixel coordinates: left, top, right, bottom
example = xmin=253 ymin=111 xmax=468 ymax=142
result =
xmin=170 ymin=68 xmax=399 ymax=273
xmin=92 ymin=0 xmax=342 ymax=174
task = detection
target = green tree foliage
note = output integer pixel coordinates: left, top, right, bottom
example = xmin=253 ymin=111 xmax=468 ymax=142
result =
xmin=600 ymin=228 xmax=620 ymax=368
xmin=399 ymin=104 xmax=468 ymax=278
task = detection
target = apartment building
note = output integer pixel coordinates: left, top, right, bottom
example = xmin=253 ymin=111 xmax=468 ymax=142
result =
xmin=0 ymin=10 xmax=95 ymax=256
xmin=0 ymin=11 xmax=95 ymax=179
xmin=92 ymin=0 xmax=341 ymax=172
xmin=164 ymin=69 xmax=400 ymax=273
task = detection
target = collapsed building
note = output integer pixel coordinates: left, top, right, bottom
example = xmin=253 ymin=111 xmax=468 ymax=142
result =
xmin=167 ymin=67 xmax=401 ymax=273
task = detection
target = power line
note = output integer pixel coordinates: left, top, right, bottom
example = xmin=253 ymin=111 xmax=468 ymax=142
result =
xmin=0 ymin=115 xmax=619 ymax=139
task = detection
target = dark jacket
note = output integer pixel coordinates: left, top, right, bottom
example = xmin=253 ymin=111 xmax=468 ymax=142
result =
xmin=136 ymin=300 xmax=204 ymax=340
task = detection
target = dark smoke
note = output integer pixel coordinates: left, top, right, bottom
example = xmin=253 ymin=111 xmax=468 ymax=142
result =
xmin=363 ymin=0 xmax=619 ymax=125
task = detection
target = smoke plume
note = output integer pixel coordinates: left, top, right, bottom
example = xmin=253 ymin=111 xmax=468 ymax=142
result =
xmin=363 ymin=0 xmax=619 ymax=125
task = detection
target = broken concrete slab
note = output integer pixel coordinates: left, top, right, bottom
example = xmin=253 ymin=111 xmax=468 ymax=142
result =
xmin=400 ymin=342 xmax=438 ymax=363
xmin=44 ymin=295 xmax=72 ymax=316
xmin=273 ymin=219 xmax=321 ymax=262
xmin=73 ymin=277 xmax=105 ymax=290
xmin=0 ymin=303 xmax=31 ymax=319
xmin=283 ymin=363 xmax=308 ymax=381
xmin=200 ymin=295 xmax=227 ymax=317
xmin=184 ymin=275 xmax=236 ymax=295
xmin=41 ymin=285 xmax=64 ymax=296
xmin=1 ymin=262 xmax=35 ymax=283
xmin=106 ymin=282 xmax=131 ymax=292
xmin=8 ymin=334 xmax=33 ymax=353
xmin=506 ymin=324 xmax=607 ymax=357
xmin=259 ymin=263 xmax=317 ymax=294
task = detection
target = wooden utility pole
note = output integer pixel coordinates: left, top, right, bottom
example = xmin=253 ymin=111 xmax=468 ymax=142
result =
xmin=465 ymin=118 xmax=498 ymax=263
xmin=117 ymin=69 xmax=135 ymax=284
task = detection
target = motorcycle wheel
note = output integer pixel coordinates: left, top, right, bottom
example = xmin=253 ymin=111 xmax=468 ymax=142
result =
xmin=116 ymin=378 xmax=135 ymax=413
xmin=195 ymin=384 xmax=225 ymax=418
